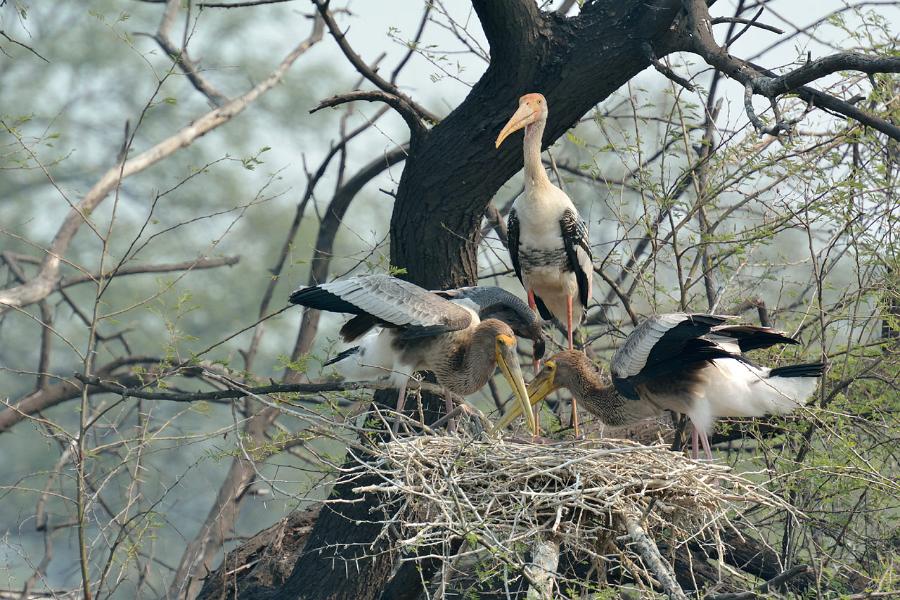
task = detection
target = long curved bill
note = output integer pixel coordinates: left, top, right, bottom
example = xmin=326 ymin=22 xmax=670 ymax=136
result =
xmin=491 ymin=366 xmax=556 ymax=434
xmin=495 ymin=104 xmax=535 ymax=148
xmin=495 ymin=339 xmax=538 ymax=435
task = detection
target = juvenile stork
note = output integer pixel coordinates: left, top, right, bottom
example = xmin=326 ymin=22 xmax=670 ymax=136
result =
xmin=494 ymin=314 xmax=824 ymax=458
xmin=496 ymin=93 xmax=593 ymax=433
xmin=289 ymin=275 xmax=538 ymax=434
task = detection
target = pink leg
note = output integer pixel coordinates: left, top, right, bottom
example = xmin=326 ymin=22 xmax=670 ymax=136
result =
xmin=700 ymin=430 xmax=713 ymax=461
xmin=566 ymin=295 xmax=580 ymax=437
xmin=527 ymin=289 xmax=541 ymax=375
xmin=390 ymin=377 xmax=410 ymax=434
xmin=691 ymin=427 xmax=700 ymax=460
xmin=445 ymin=392 xmax=456 ymax=434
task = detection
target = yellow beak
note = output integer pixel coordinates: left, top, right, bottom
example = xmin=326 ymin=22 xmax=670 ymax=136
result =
xmin=495 ymin=339 xmax=538 ymax=435
xmin=495 ymin=103 xmax=536 ymax=148
xmin=491 ymin=365 xmax=556 ymax=434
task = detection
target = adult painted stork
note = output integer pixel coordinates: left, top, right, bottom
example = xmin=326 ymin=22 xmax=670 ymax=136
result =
xmin=494 ymin=314 xmax=825 ymax=458
xmin=289 ymin=275 xmax=539 ymax=434
xmin=496 ymin=92 xmax=593 ymax=433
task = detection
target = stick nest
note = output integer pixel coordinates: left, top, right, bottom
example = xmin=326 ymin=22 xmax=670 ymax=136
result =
xmin=347 ymin=432 xmax=792 ymax=594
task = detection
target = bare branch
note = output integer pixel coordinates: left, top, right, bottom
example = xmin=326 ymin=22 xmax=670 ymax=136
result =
xmin=679 ymin=0 xmax=900 ymax=140
xmin=151 ymin=33 xmax=229 ymax=107
xmin=199 ymin=0 xmax=299 ymax=7
xmin=753 ymin=52 xmax=900 ymax=97
xmin=711 ymin=15 xmax=784 ymax=36
xmin=312 ymin=0 xmax=438 ymax=124
xmin=706 ymin=565 xmax=811 ymax=600
xmin=73 ymin=374 xmax=446 ymax=403
xmin=312 ymin=91 xmax=427 ymax=141
xmin=643 ymin=41 xmax=695 ymax=92
xmin=0 ymin=19 xmax=323 ymax=314
xmin=622 ymin=514 xmax=689 ymax=600
xmin=57 ymin=255 xmax=240 ymax=288
xmin=0 ymin=357 xmax=160 ymax=434
xmin=0 ymin=30 xmax=49 ymax=63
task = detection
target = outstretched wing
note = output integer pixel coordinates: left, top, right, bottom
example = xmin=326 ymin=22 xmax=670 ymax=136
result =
xmin=610 ymin=314 xmax=732 ymax=398
xmin=436 ymin=286 xmax=546 ymax=359
xmin=289 ymin=275 xmax=473 ymax=341
xmin=560 ymin=208 xmax=593 ymax=310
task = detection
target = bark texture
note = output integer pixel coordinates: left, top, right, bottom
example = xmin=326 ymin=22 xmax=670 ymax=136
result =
xmin=390 ymin=0 xmax=683 ymax=289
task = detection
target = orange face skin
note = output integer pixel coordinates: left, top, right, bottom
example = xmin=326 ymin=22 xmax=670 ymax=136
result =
xmin=495 ymin=92 xmax=548 ymax=148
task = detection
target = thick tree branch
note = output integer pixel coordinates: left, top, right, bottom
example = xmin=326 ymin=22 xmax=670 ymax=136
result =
xmin=679 ymin=0 xmax=900 ymax=140
xmin=73 ymin=374 xmax=445 ymax=403
xmin=472 ymin=0 xmax=544 ymax=65
xmin=622 ymin=515 xmax=689 ymax=600
xmin=0 ymin=21 xmax=323 ymax=315
xmin=0 ymin=358 xmax=159 ymax=434
xmin=312 ymin=91 xmax=427 ymax=142
xmin=753 ymin=53 xmax=900 ymax=97
xmin=706 ymin=565 xmax=811 ymax=600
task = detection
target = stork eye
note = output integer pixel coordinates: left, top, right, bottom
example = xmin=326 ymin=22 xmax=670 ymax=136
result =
xmin=497 ymin=334 xmax=516 ymax=347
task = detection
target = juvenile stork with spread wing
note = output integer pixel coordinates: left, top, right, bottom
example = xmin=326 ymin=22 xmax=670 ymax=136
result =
xmin=289 ymin=275 xmax=539 ymax=434
xmin=495 ymin=314 xmax=824 ymax=458
xmin=495 ymin=92 xmax=594 ymax=433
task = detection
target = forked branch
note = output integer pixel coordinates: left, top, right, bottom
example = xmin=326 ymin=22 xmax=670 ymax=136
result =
xmin=678 ymin=0 xmax=900 ymax=140
xmin=312 ymin=91 xmax=428 ymax=142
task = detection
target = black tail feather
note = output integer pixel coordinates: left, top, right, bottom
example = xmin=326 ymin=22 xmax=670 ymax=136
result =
xmin=339 ymin=314 xmax=380 ymax=342
xmin=324 ymin=346 xmax=360 ymax=367
xmin=769 ymin=362 xmax=825 ymax=378
xmin=715 ymin=325 xmax=799 ymax=351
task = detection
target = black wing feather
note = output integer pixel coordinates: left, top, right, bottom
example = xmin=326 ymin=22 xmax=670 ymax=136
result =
xmin=507 ymin=209 xmax=553 ymax=321
xmin=712 ymin=325 xmax=800 ymax=352
xmin=612 ymin=314 xmax=731 ymax=398
xmin=506 ymin=209 xmax=524 ymax=285
xmin=289 ymin=286 xmax=361 ymax=315
xmin=560 ymin=209 xmax=592 ymax=308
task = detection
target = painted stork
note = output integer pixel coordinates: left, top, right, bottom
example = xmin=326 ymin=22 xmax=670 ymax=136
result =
xmin=289 ymin=275 xmax=539 ymax=434
xmin=494 ymin=314 xmax=824 ymax=458
xmin=496 ymin=92 xmax=593 ymax=433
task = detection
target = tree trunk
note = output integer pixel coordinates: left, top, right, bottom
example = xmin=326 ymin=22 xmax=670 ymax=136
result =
xmin=276 ymin=1 xmax=684 ymax=598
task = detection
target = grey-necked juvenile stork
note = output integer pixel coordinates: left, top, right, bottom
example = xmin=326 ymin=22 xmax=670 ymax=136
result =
xmin=289 ymin=275 xmax=539 ymax=434
xmin=494 ymin=314 xmax=824 ymax=458
xmin=496 ymin=93 xmax=593 ymax=433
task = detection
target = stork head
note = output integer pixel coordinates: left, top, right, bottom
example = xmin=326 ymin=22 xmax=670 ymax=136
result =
xmin=495 ymin=92 xmax=548 ymax=148
xmin=490 ymin=328 xmax=538 ymax=435
xmin=528 ymin=350 xmax=594 ymax=400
